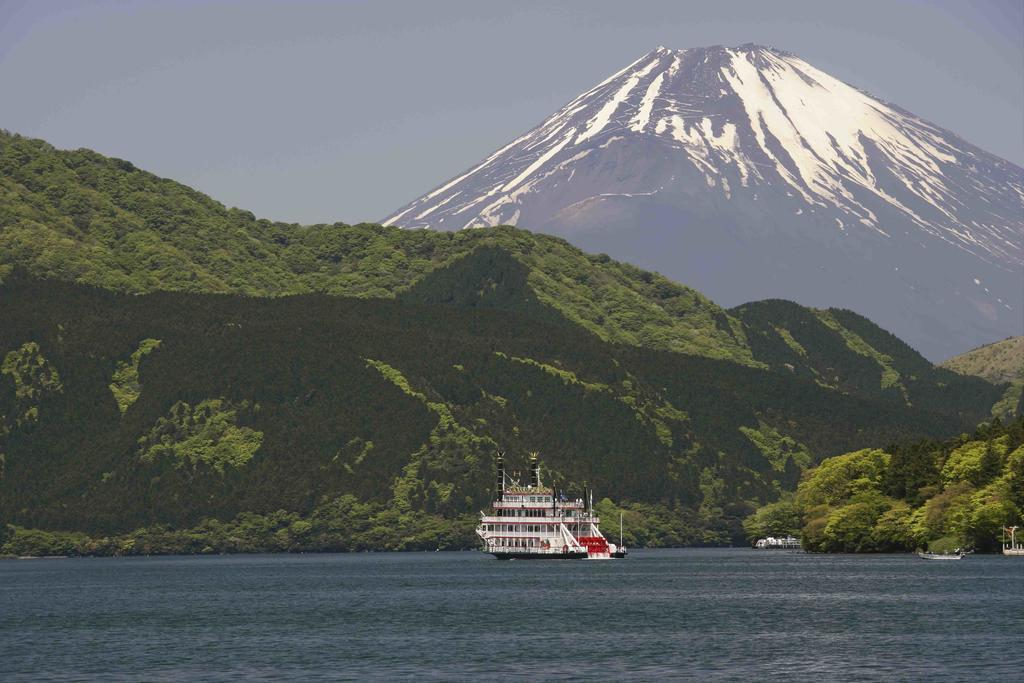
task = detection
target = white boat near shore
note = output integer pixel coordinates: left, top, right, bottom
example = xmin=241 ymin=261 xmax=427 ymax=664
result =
xmin=918 ymin=551 xmax=964 ymax=561
xmin=754 ymin=535 xmax=802 ymax=550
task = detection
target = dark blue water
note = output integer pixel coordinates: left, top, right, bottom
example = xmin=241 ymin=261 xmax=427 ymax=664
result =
xmin=2 ymin=549 xmax=1022 ymax=681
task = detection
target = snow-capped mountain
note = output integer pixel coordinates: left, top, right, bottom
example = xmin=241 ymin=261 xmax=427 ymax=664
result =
xmin=383 ymin=45 xmax=1023 ymax=361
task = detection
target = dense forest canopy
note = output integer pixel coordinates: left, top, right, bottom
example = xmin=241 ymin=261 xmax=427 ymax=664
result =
xmin=744 ymin=417 xmax=1024 ymax=553
xmin=0 ymin=130 xmax=1016 ymax=554
xmin=0 ymin=274 xmax=1005 ymax=553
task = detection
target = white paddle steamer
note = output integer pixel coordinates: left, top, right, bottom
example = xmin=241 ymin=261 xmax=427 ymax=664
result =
xmin=476 ymin=452 xmax=626 ymax=560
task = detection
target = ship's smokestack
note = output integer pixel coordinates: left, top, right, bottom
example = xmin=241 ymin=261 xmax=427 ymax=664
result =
xmin=496 ymin=451 xmax=505 ymax=501
xmin=529 ymin=452 xmax=540 ymax=488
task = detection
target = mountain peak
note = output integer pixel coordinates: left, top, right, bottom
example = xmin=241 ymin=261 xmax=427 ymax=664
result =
xmin=382 ymin=46 xmax=1024 ymax=361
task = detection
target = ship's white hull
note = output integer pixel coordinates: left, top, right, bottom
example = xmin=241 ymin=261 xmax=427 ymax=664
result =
xmin=918 ymin=552 xmax=964 ymax=561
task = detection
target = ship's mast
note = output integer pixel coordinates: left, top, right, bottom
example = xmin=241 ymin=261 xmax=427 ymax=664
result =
xmin=495 ymin=451 xmax=505 ymax=501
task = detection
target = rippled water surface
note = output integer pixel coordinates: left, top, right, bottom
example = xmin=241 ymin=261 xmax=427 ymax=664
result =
xmin=2 ymin=549 xmax=1022 ymax=681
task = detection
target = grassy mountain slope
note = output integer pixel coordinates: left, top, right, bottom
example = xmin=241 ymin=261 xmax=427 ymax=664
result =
xmin=940 ymin=337 xmax=1023 ymax=384
xmin=0 ymin=275 xmax=1000 ymax=544
xmin=938 ymin=337 xmax=1024 ymax=420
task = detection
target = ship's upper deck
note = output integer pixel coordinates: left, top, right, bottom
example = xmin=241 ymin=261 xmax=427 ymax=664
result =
xmin=492 ymin=491 xmax=585 ymax=510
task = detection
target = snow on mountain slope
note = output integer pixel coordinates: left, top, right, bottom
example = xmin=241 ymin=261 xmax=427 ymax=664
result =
xmin=383 ymin=45 xmax=1024 ymax=361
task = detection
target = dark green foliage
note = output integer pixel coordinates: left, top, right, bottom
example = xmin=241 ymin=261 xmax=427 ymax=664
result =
xmin=883 ymin=438 xmax=943 ymax=503
xmin=732 ymin=299 xmax=1003 ymax=413
xmin=1 ymin=129 xmax=1009 ymax=409
xmin=0 ymin=130 xmax=1008 ymax=553
xmin=0 ymin=275 xmax=995 ymax=548
xmin=0 ymin=496 xmax=479 ymax=556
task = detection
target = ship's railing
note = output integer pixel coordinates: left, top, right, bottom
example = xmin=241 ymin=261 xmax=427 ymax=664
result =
xmin=489 ymin=546 xmax=582 ymax=555
xmin=490 ymin=501 xmax=585 ymax=510
xmin=477 ymin=528 xmax=571 ymax=538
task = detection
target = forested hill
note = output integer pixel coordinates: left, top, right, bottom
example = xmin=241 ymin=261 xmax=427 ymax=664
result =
xmin=0 ymin=129 xmax=1004 ymax=412
xmin=0 ymin=129 xmax=1013 ymax=552
xmin=745 ymin=417 xmax=1024 ymax=553
xmin=0 ymin=275 xmax=1002 ymax=547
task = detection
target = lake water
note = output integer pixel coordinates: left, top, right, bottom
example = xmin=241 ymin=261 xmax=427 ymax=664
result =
xmin=2 ymin=548 xmax=1022 ymax=681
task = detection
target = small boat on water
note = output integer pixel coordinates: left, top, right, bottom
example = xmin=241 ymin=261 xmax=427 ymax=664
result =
xmin=476 ymin=452 xmax=627 ymax=560
xmin=917 ymin=551 xmax=965 ymax=561
xmin=1003 ymin=526 xmax=1024 ymax=557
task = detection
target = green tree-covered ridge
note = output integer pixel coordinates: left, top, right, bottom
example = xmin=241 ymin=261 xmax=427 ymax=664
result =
xmin=0 ymin=130 xmax=1013 ymax=554
xmin=0 ymin=276 xmax=1002 ymax=551
xmin=745 ymin=417 xmax=1024 ymax=553
xmin=1 ymin=128 xmax=1010 ymax=412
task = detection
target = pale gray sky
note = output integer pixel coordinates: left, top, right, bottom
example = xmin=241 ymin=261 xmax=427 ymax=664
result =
xmin=1 ymin=0 xmax=1021 ymax=224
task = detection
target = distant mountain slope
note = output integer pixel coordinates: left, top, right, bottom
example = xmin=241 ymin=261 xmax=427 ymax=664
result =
xmin=940 ymin=337 xmax=1024 ymax=420
xmin=940 ymin=337 xmax=1024 ymax=384
xmin=0 ymin=129 xmax=755 ymax=364
xmin=383 ymin=44 xmax=1024 ymax=361
xmin=0 ymin=129 xmax=1007 ymax=409
xmin=732 ymin=299 xmax=993 ymax=415
xmin=0 ymin=276 xmax=1002 ymax=541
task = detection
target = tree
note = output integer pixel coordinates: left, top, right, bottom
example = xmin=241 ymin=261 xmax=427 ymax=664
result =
xmin=742 ymin=498 xmax=801 ymax=544
xmin=976 ymin=441 xmax=1002 ymax=487
xmin=966 ymin=500 xmax=1019 ymax=552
